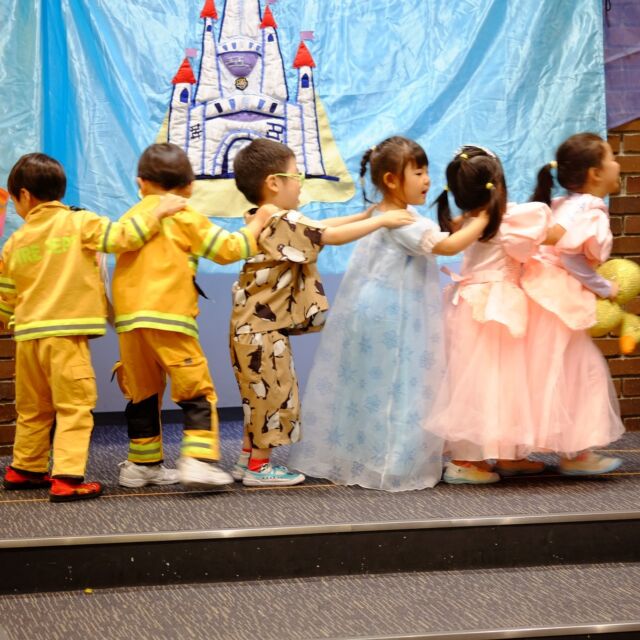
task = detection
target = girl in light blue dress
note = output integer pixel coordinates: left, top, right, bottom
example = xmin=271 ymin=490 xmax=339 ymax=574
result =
xmin=287 ymin=137 xmax=489 ymax=491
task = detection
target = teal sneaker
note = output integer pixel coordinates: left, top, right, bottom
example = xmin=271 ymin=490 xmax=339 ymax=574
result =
xmin=242 ymin=463 xmax=305 ymax=487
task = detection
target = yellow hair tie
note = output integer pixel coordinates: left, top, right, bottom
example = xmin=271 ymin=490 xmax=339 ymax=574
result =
xmin=549 ymin=160 xmax=558 ymax=169
xmin=371 ymin=145 xmax=377 ymax=153
xmin=460 ymin=153 xmax=468 ymax=159
xmin=485 ymin=182 xmax=494 ymax=190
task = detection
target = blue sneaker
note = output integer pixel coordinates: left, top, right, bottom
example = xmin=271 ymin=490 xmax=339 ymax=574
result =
xmin=242 ymin=463 xmax=305 ymax=487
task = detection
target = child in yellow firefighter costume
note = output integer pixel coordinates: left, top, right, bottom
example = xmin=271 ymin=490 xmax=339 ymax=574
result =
xmin=230 ymin=138 xmax=414 ymax=486
xmin=113 ymin=143 xmax=273 ymax=489
xmin=0 ymin=152 xmax=185 ymax=502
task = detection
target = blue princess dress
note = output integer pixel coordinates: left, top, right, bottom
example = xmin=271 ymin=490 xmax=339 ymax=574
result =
xmin=287 ymin=208 xmax=447 ymax=491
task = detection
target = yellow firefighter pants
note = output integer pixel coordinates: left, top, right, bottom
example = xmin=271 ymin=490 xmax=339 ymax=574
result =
xmin=116 ymin=329 xmax=220 ymax=462
xmin=12 ymin=336 xmax=97 ymax=479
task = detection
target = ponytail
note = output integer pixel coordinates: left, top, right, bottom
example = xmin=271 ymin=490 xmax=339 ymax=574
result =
xmin=530 ymin=163 xmax=555 ymax=205
xmin=359 ymin=148 xmax=374 ymax=203
xmin=436 ymin=189 xmax=453 ymax=233
xmin=480 ymin=185 xmax=503 ymax=241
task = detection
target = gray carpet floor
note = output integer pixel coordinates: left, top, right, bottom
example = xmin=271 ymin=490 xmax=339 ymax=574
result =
xmin=0 ymin=562 xmax=639 ymax=639
xmin=0 ymin=424 xmax=638 ymax=540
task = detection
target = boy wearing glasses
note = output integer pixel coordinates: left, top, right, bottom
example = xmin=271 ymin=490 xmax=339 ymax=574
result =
xmin=230 ymin=138 xmax=413 ymax=486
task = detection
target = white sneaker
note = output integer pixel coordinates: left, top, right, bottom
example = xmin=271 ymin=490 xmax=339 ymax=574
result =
xmin=118 ymin=461 xmax=179 ymax=488
xmin=442 ymin=461 xmax=501 ymax=485
xmin=231 ymin=453 xmax=250 ymax=481
xmin=176 ymin=456 xmax=233 ymax=488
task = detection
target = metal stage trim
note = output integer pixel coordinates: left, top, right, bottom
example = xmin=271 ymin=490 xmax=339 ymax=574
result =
xmin=2 ymin=509 xmax=640 ymax=549
xmin=342 ymin=620 xmax=640 ymax=639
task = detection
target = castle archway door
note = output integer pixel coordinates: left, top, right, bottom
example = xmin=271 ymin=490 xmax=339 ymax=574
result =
xmin=215 ymin=132 xmax=262 ymax=177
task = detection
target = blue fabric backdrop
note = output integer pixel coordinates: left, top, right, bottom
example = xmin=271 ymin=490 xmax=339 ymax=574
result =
xmin=0 ymin=0 xmax=606 ymax=273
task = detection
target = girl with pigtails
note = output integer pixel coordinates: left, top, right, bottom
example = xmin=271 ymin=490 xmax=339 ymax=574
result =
xmin=425 ymin=145 xmax=552 ymax=484
xmin=288 ymin=136 xmax=488 ymax=491
xmin=521 ymin=133 xmax=624 ymax=474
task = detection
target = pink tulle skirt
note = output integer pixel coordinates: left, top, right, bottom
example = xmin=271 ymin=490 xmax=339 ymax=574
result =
xmin=425 ymin=294 xmax=537 ymax=461
xmin=526 ymin=300 xmax=624 ymax=456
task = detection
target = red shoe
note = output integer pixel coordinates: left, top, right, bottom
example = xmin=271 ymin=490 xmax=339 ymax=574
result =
xmin=4 ymin=467 xmax=52 ymax=490
xmin=49 ymin=478 xmax=103 ymax=503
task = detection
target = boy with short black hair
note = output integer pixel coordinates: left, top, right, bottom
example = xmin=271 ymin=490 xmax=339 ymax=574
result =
xmin=113 ymin=143 xmax=273 ymax=488
xmin=230 ymin=138 xmax=413 ymax=486
xmin=1 ymin=152 xmax=184 ymax=501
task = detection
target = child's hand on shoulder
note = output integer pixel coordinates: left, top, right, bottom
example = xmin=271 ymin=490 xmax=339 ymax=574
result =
xmin=154 ymin=194 xmax=188 ymax=219
xmin=254 ymin=204 xmax=281 ymax=225
xmin=362 ymin=204 xmax=378 ymax=218
xmin=380 ymin=208 xmax=415 ymax=228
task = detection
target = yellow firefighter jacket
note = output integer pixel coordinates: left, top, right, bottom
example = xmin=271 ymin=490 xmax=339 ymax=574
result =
xmin=112 ymin=195 xmax=257 ymax=339
xmin=0 ymin=200 xmax=163 ymax=341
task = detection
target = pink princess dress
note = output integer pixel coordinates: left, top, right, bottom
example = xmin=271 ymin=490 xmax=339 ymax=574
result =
xmin=520 ymin=193 xmax=624 ymax=456
xmin=425 ymin=202 xmax=550 ymax=461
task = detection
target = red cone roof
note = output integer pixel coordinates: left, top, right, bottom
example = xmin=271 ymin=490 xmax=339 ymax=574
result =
xmin=260 ymin=6 xmax=277 ymax=29
xmin=172 ymin=58 xmax=197 ymax=85
xmin=293 ymin=41 xmax=315 ymax=68
xmin=200 ymin=0 xmax=218 ymax=20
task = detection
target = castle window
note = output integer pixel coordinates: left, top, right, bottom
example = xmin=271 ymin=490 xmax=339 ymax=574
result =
xmin=180 ymin=88 xmax=189 ymax=103
xmin=215 ymin=103 xmax=223 ymax=114
xmin=301 ymin=74 xmax=310 ymax=89
xmin=206 ymin=24 xmax=212 ymax=32
xmin=268 ymin=34 xmax=274 ymax=42
xmin=269 ymin=103 xmax=277 ymax=113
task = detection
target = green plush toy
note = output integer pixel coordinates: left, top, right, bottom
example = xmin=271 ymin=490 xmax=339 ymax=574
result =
xmin=589 ymin=258 xmax=640 ymax=354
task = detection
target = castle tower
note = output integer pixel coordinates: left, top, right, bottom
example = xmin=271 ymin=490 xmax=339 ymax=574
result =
xmin=219 ymin=0 xmax=261 ymax=41
xmin=194 ymin=0 xmax=223 ymax=104
xmin=259 ymin=6 xmax=288 ymax=101
xmin=169 ymin=58 xmax=197 ymax=151
xmin=293 ymin=41 xmax=325 ymax=176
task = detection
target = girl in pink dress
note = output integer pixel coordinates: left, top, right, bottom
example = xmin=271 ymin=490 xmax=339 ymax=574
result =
xmin=425 ymin=146 xmax=552 ymax=484
xmin=521 ymin=133 xmax=624 ymax=474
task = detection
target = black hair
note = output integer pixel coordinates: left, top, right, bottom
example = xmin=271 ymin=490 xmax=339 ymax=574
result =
xmin=530 ymin=133 xmax=607 ymax=205
xmin=359 ymin=136 xmax=428 ymax=203
xmin=137 ymin=143 xmax=195 ymax=190
xmin=233 ymin=138 xmax=296 ymax=205
xmin=436 ymin=145 xmax=506 ymax=242
xmin=7 ymin=153 xmax=66 ymax=202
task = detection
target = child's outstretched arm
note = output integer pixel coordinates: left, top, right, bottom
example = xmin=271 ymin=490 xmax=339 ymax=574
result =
xmin=81 ymin=193 xmax=188 ymax=254
xmin=431 ymin=211 xmax=490 ymax=256
xmin=321 ymin=204 xmax=377 ymax=228
xmin=321 ymin=209 xmax=414 ymax=246
xmin=560 ymin=253 xmax=618 ymax=300
xmin=171 ymin=203 xmax=276 ymax=265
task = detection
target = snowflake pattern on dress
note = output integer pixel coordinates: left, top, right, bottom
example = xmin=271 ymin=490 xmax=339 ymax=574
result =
xmin=288 ymin=209 xmax=447 ymax=491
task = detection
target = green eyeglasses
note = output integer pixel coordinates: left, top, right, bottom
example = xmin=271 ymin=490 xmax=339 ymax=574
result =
xmin=272 ymin=172 xmax=306 ymax=187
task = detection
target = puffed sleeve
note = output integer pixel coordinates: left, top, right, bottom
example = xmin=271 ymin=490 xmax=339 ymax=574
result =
xmin=553 ymin=195 xmax=612 ymax=263
xmin=389 ymin=213 xmax=449 ymax=256
xmin=501 ymin=201 xmax=551 ymax=263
